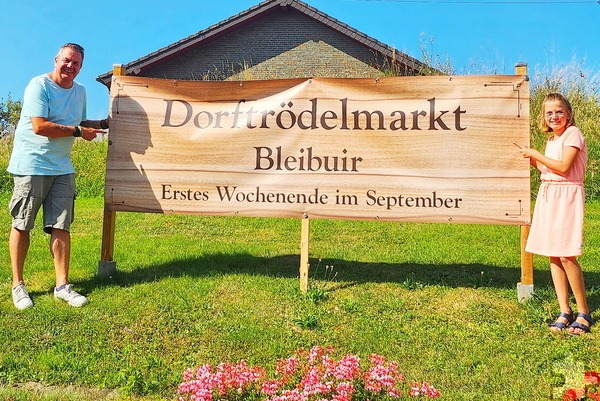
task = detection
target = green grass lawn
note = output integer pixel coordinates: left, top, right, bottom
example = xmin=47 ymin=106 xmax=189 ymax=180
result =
xmin=1 ymin=196 xmax=599 ymax=401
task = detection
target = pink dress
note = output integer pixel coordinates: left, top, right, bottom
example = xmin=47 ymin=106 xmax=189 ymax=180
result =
xmin=526 ymin=126 xmax=587 ymax=257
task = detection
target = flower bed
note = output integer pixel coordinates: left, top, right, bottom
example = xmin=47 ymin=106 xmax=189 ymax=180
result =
xmin=178 ymin=346 xmax=441 ymax=401
xmin=562 ymin=370 xmax=600 ymax=401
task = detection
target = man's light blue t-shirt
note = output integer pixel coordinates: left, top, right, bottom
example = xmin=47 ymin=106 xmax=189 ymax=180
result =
xmin=8 ymin=74 xmax=87 ymax=176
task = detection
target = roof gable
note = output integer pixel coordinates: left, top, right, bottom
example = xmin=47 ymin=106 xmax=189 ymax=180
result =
xmin=97 ymin=0 xmax=429 ymax=87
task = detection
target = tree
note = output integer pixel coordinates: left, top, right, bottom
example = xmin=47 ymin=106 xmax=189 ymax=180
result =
xmin=0 ymin=94 xmax=22 ymax=138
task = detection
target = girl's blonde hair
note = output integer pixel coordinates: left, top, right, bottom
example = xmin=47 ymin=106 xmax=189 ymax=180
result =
xmin=539 ymin=92 xmax=576 ymax=133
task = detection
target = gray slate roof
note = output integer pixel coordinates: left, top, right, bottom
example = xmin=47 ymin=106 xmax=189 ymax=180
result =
xmin=97 ymin=0 xmax=429 ymax=87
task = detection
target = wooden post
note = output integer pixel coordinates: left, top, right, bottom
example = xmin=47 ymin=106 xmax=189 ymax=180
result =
xmin=518 ymin=224 xmax=534 ymax=302
xmin=98 ymin=64 xmax=124 ymax=277
xmin=98 ymin=206 xmax=117 ymax=276
xmin=112 ymin=63 xmax=126 ymax=77
xmin=300 ymin=214 xmax=310 ymax=292
xmin=520 ymin=225 xmax=533 ymax=284
xmin=515 ymin=62 xmax=528 ymax=76
xmin=515 ymin=62 xmax=534 ymax=301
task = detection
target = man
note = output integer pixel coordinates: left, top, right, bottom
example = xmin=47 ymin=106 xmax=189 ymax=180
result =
xmin=8 ymin=43 xmax=108 ymax=309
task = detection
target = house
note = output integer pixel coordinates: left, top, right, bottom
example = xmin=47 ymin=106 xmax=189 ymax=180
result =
xmin=96 ymin=0 xmax=431 ymax=88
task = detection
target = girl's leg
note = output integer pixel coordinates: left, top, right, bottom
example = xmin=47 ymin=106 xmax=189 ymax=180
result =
xmin=561 ymin=256 xmax=591 ymax=334
xmin=549 ymin=257 xmax=573 ymax=331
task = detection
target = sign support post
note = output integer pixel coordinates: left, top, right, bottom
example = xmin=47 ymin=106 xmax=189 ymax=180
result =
xmin=98 ymin=64 xmax=125 ymax=277
xmin=518 ymin=225 xmax=534 ymax=301
xmin=300 ymin=214 xmax=310 ymax=293
xmin=515 ymin=62 xmax=534 ymax=302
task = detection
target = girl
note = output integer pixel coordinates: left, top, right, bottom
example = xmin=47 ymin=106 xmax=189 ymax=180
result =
xmin=520 ymin=93 xmax=592 ymax=335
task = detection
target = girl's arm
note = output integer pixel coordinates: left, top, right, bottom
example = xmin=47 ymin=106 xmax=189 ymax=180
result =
xmin=520 ymin=146 xmax=580 ymax=175
xmin=529 ymin=157 xmax=542 ymax=171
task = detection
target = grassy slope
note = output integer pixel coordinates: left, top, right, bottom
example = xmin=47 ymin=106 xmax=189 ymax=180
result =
xmin=1 ymin=196 xmax=599 ymax=400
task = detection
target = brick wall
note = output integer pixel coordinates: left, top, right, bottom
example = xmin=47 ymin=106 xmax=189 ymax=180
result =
xmin=145 ymin=9 xmax=401 ymax=81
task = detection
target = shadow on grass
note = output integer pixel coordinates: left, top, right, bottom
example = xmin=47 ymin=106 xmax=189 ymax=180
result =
xmin=77 ymin=252 xmax=600 ymax=309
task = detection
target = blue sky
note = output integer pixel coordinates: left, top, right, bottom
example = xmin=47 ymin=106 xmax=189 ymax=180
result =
xmin=1 ymin=0 xmax=598 ymax=120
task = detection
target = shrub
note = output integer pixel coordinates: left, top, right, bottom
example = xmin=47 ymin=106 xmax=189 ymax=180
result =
xmin=0 ymin=135 xmax=108 ymax=197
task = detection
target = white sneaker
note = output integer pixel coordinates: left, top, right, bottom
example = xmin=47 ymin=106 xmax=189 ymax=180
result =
xmin=12 ymin=283 xmax=34 ymax=310
xmin=54 ymin=284 xmax=88 ymax=307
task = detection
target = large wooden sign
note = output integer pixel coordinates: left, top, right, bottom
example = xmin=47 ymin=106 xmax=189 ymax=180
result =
xmin=105 ymin=75 xmax=530 ymax=225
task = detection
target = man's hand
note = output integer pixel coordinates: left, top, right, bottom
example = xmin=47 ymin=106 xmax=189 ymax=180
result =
xmin=80 ymin=126 xmax=106 ymax=141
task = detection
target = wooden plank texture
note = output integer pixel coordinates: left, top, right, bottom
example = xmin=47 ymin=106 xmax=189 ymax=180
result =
xmin=105 ymin=75 xmax=530 ymax=225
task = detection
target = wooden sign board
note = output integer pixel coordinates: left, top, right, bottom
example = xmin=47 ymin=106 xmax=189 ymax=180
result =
xmin=105 ymin=75 xmax=530 ymax=225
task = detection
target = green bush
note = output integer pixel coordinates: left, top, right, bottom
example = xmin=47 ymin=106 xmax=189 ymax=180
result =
xmin=0 ymin=135 xmax=108 ymax=197
xmin=0 ymin=136 xmax=13 ymax=194
xmin=70 ymin=137 xmax=108 ymax=198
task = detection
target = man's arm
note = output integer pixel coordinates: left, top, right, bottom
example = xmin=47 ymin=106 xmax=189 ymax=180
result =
xmin=80 ymin=118 xmax=109 ymax=130
xmin=31 ymin=117 xmax=106 ymax=141
xmin=31 ymin=117 xmax=78 ymax=138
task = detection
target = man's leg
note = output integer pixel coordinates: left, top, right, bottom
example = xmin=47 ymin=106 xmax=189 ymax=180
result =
xmin=45 ymin=174 xmax=86 ymax=306
xmin=10 ymin=226 xmax=34 ymax=309
xmin=10 ymin=227 xmax=30 ymax=287
xmin=50 ymin=228 xmax=70 ymax=287
xmin=51 ymin=227 xmax=87 ymax=306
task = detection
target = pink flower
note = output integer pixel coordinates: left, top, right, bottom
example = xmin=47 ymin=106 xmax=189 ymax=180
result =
xmin=364 ymin=355 xmax=404 ymax=395
xmin=335 ymin=381 xmax=355 ymax=396
xmin=178 ymin=347 xmax=441 ymax=401
xmin=420 ymin=382 xmax=442 ymax=398
xmin=261 ymin=379 xmax=283 ymax=395
xmin=327 ymin=354 xmax=361 ymax=381
xmin=589 ymin=392 xmax=600 ymax=401
xmin=308 ymin=346 xmax=327 ymax=365
xmin=276 ymin=356 xmax=301 ymax=376
xmin=369 ymin=353 xmax=386 ymax=366
xmin=408 ymin=382 xmax=441 ymax=398
xmin=585 ymin=371 xmax=600 ymax=385
xmin=563 ymin=387 xmax=583 ymax=401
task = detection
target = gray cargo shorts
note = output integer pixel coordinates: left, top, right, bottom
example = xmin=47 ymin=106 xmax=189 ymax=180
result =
xmin=9 ymin=174 xmax=76 ymax=234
